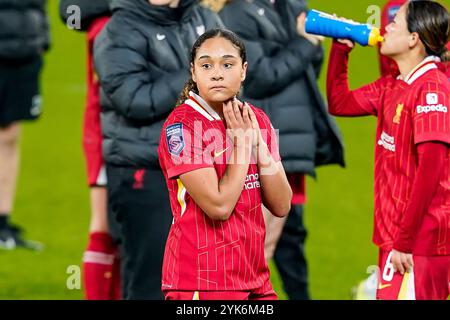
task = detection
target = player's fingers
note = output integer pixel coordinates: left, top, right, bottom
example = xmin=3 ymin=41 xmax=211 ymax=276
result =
xmin=246 ymin=103 xmax=259 ymax=128
xmin=397 ymin=262 xmax=405 ymax=275
xmin=247 ymin=105 xmax=262 ymax=146
xmin=297 ymin=12 xmax=306 ymax=24
xmin=402 ymin=256 xmax=411 ymax=274
xmin=232 ymin=99 xmax=243 ymax=124
xmin=223 ymin=101 xmax=234 ymax=127
xmin=242 ymin=103 xmax=251 ymax=125
xmin=392 ymin=255 xmax=404 ymax=274
xmin=232 ymin=98 xmax=242 ymax=116
xmin=228 ymin=100 xmax=239 ymax=125
xmin=337 ymin=39 xmax=355 ymax=48
xmin=242 ymin=105 xmax=254 ymax=144
xmin=235 ymin=97 xmax=244 ymax=110
xmin=405 ymin=254 xmax=414 ymax=272
xmin=399 ymin=255 xmax=409 ymax=275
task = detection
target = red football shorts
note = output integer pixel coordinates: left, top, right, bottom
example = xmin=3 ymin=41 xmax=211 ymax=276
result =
xmin=376 ymin=249 xmax=450 ymax=300
xmin=164 ymin=289 xmax=277 ymax=300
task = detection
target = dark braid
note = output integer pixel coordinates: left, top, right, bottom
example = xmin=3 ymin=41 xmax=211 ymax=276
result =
xmin=176 ymin=78 xmax=199 ymax=106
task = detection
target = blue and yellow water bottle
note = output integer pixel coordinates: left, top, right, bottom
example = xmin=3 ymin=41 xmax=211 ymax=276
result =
xmin=305 ymin=10 xmax=384 ymax=47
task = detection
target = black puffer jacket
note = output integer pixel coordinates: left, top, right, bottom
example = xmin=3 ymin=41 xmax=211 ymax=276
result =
xmin=59 ymin=0 xmax=111 ymax=31
xmin=220 ymin=0 xmax=345 ymax=176
xmin=0 ymin=0 xmax=50 ymax=61
xmin=94 ymin=0 xmax=222 ymax=168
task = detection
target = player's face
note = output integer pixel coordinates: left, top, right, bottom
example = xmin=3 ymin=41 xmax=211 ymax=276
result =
xmin=192 ymin=37 xmax=248 ymax=108
xmin=380 ymin=4 xmax=412 ymax=58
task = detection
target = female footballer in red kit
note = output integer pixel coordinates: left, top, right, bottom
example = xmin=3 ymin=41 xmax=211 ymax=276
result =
xmin=158 ymin=28 xmax=292 ymax=300
xmin=326 ymin=1 xmax=450 ymax=299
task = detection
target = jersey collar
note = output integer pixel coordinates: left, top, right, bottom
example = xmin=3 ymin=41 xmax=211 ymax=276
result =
xmin=185 ymin=91 xmax=222 ymax=121
xmin=398 ymin=56 xmax=439 ymax=85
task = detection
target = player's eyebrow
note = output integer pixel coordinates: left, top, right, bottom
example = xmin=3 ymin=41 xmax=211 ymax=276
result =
xmin=198 ymin=55 xmax=237 ymax=60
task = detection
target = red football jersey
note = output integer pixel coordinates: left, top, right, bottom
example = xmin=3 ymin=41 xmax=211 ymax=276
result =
xmin=158 ymin=92 xmax=280 ymax=292
xmin=350 ymin=57 xmax=450 ymax=255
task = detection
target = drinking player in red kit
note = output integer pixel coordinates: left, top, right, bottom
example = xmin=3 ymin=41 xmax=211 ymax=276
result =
xmin=158 ymin=28 xmax=292 ymax=300
xmin=327 ymin=1 xmax=450 ymax=299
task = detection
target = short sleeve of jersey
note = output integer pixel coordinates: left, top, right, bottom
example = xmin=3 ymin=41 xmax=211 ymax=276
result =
xmin=254 ymin=107 xmax=281 ymax=162
xmin=413 ymin=82 xmax=450 ymax=145
xmin=352 ymin=77 xmax=391 ymax=116
xmin=160 ymin=120 xmax=214 ymax=179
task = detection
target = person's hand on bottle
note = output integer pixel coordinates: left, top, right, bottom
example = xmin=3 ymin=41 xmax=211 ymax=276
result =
xmin=337 ymin=39 xmax=355 ymax=48
xmin=332 ymin=13 xmax=356 ymax=49
xmin=296 ymin=12 xmax=325 ymax=46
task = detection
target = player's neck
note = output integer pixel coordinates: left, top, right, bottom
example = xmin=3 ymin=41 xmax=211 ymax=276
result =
xmin=395 ymin=54 xmax=427 ymax=80
xmin=204 ymin=99 xmax=225 ymax=119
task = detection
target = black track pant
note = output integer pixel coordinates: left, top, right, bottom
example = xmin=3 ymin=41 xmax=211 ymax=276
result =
xmin=107 ymin=165 xmax=172 ymax=300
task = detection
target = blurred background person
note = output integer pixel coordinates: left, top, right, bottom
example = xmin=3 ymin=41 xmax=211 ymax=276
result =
xmin=0 ymin=0 xmax=50 ymax=251
xmin=219 ymin=0 xmax=345 ymax=300
xmin=93 ymin=0 xmax=222 ymax=299
xmin=59 ymin=0 xmax=120 ymax=300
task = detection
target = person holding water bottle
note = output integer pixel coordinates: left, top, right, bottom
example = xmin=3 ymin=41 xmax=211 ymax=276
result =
xmin=324 ymin=1 xmax=450 ymax=300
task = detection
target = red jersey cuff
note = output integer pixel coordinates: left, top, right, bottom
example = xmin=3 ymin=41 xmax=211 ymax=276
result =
xmin=393 ymin=237 xmax=414 ymax=254
xmin=415 ymin=133 xmax=450 ymax=146
xmin=332 ymin=40 xmax=354 ymax=53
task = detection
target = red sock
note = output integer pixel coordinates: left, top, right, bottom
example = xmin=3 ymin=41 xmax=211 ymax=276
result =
xmin=82 ymin=232 xmax=119 ymax=300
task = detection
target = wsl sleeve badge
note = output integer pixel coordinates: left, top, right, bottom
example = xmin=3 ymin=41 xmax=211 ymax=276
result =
xmin=166 ymin=123 xmax=185 ymax=156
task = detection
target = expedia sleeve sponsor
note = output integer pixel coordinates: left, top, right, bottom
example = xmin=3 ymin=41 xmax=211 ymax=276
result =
xmin=416 ymin=92 xmax=448 ymax=114
xmin=416 ymin=104 xmax=448 ymax=114
xmin=413 ymin=86 xmax=450 ymax=146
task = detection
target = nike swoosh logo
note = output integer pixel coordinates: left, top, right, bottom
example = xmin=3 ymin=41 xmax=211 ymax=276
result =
xmin=214 ymin=147 xmax=229 ymax=158
xmin=156 ymin=34 xmax=166 ymax=41
xmin=378 ymin=284 xmax=392 ymax=290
